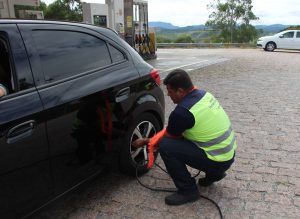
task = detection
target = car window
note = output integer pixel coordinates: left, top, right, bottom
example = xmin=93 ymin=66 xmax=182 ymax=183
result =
xmin=108 ymin=44 xmax=126 ymax=63
xmin=32 ymin=30 xmax=112 ymax=82
xmin=282 ymin=31 xmax=294 ymax=38
xmin=296 ymin=32 xmax=300 ymax=38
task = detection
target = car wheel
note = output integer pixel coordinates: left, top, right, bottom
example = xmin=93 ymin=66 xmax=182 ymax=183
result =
xmin=265 ymin=42 xmax=275 ymax=51
xmin=119 ymin=112 xmax=161 ymax=176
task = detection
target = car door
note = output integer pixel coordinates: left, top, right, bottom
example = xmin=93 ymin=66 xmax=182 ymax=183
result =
xmin=18 ymin=23 xmax=140 ymax=195
xmin=295 ymin=31 xmax=300 ymax=49
xmin=0 ymin=24 xmax=52 ymax=218
xmin=277 ymin=31 xmax=295 ymax=49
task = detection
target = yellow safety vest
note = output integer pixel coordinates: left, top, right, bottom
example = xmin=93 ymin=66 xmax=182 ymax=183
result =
xmin=183 ymin=92 xmax=237 ymax=162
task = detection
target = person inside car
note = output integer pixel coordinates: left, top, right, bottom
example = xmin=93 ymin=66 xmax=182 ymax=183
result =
xmin=0 ymin=64 xmax=8 ymax=97
xmin=0 ymin=83 xmax=7 ymax=97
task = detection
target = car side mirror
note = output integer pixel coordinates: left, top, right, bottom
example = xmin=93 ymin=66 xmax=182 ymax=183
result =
xmin=279 ymin=35 xmax=284 ymax=38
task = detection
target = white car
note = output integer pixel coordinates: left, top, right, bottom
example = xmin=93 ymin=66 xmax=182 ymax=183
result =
xmin=257 ymin=30 xmax=300 ymax=51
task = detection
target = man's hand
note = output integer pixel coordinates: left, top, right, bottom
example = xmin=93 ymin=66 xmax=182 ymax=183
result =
xmin=0 ymin=87 xmax=6 ymax=97
xmin=132 ymin=138 xmax=149 ymax=148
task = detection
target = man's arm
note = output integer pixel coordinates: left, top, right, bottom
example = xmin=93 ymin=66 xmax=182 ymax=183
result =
xmin=132 ymin=106 xmax=194 ymax=148
xmin=132 ymin=128 xmax=170 ymax=148
xmin=166 ymin=106 xmax=194 ymax=137
xmin=132 ymin=138 xmax=149 ymax=147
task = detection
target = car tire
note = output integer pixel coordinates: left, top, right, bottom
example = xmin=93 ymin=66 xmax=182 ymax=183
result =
xmin=119 ymin=112 xmax=161 ymax=176
xmin=265 ymin=42 xmax=276 ymax=52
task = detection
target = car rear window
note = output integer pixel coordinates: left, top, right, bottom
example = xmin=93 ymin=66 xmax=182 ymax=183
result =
xmin=32 ymin=30 xmax=112 ymax=82
xmin=108 ymin=44 xmax=126 ymax=63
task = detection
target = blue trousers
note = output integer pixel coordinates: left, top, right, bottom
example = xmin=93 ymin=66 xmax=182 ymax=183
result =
xmin=159 ymin=137 xmax=235 ymax=193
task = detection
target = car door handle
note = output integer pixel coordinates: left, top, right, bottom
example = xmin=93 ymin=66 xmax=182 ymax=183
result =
xmin=6 ymin=120 xmax=35 ymax=144
xmin=115 ymin=87 xmax=130 ymax=103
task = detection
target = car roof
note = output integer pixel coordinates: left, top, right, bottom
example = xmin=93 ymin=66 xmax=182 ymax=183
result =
xmin=0 ymin=19 xmax=145 ymax=65
xmin=281 ymin=30 xmax=300 ymax=32
xmin=0 ymin=19 xmax=118 ymax=35
xmin=0 ymin=19 xmax=88 ymax=26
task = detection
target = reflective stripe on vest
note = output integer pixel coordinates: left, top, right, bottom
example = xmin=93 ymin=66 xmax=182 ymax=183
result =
xmin=205 ymin=136 xmax=236 ymax=156
xmin=192 ymin=126 xmax=232 ymax=148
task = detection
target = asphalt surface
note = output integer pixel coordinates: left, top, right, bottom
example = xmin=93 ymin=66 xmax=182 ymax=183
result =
xmin=147 ymin=49 xmax=230 ymax=78
xmin=31 ymin=48 xmax=300 ymax=219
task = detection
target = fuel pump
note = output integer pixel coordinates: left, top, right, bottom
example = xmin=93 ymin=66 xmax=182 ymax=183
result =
xmin=130 ymin=0 xmax=156 ymax=60
xmin=83 ymin=0 xmax=156 ymax=60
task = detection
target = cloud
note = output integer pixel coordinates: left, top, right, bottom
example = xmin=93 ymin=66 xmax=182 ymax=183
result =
xmin=148 ymin=0 xmax=211 ymax=26
xmin=252 ymin=0 xmax=300 ymax=25
xmin=149 ymin=0 xmax=300 ymax=26
xmin=43 ymin=0 xmax=300 ymax=26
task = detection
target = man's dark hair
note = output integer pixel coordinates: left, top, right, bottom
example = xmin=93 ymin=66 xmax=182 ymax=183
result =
xmin=163 ymin=69 xmax=193 ymax=90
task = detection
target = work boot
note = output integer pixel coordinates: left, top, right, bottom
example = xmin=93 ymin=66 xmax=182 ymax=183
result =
xmin=165 ymin=190 xmax=200 ymax=206
xmin=198 ymin=173 xmax=226 ymax=187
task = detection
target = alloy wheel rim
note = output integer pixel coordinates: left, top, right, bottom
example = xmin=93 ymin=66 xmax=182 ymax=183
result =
xmin=267 ymin=43 xmax=274 ymax=51
xmin=130 ymin=120 xmax=157 ymax=165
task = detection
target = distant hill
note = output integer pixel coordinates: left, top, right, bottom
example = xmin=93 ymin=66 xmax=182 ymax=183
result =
xmin=177 ymin=25 xmax=206 ymax=31
xmin=149 ymin=22 xmax=179 ymax=29
xmin=149 ymin=21 xmax=290 ymax=34
xmin=255 ymin=24 xmax=289 ymax=33
xmin=149 ymin=21 xmax=294 ymax=43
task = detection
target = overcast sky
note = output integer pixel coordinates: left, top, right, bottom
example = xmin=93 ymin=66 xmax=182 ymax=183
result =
xmin=43 ymin=0 xmax=300 ymax=26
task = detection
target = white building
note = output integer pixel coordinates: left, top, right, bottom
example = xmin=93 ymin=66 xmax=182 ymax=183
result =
xmin=0 ymin=0 xmax=43 ymax=19
xmin=83 ymin=0 xmax=125 ymax=34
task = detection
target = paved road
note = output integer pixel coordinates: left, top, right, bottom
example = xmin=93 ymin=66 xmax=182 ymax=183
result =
xmin=147 ymin=49 xmax=230 ymax=79
xmin=31 ymin=48 xmax=300 ymax=219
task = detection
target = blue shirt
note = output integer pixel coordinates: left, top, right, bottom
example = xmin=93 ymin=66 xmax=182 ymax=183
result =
xmin=167 ymin=89 xmax=206 ymax=136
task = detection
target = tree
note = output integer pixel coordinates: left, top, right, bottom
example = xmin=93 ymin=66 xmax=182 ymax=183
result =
xmin=235 ymin=24 xmax=258 ymax=43
xmin=174 ymin=34 xmax=194 ymax=43
xmin=45 ymin=0 xmax=82 ymax=22
xmin=206 ymin=0 xmax=258 ymax=43
xmin=156 ymin=36 xmax=173 ymax=43
xmin=282 ymin=25 xmax=300 ymax=31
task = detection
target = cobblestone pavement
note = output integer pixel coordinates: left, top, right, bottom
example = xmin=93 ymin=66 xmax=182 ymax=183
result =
xmin=31 ymin=49 xmax=300 ymax=219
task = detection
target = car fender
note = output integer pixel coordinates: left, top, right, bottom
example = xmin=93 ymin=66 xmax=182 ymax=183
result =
xmin=125 ymin=93 xmax=164 ymax=130
xmin=265 ymin=40 xmax=277 ymax=49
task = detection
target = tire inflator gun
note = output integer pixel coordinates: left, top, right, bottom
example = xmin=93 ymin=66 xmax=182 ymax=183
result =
xmin=147 ymin=128 xmax=166 ymax=169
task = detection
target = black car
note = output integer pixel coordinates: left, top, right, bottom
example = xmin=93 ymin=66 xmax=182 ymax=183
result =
xmin=0 ymin=20 xmax=164 ymax=218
